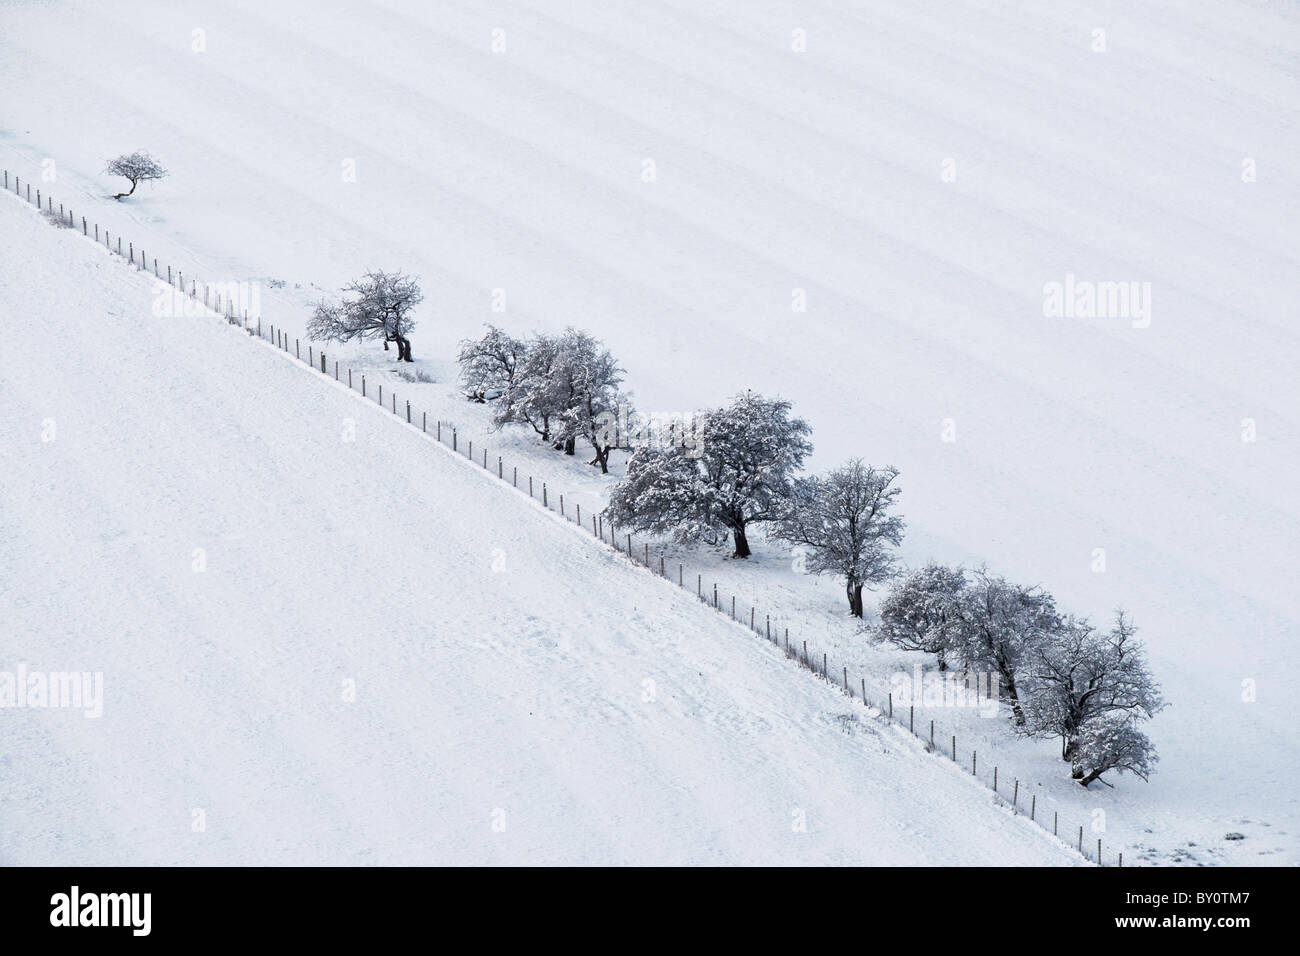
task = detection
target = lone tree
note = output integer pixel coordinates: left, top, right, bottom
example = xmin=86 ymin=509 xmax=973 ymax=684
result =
xmin=105 ymin=151 xmax=166 ymax=200
xmin=457 ymin=325 xmax=527 ymax=401
xmin=308 ymin=270 xmax=420 ymax=361
xmin=875 ymin=562 xmax=969 ymax=668
xmin=774 ymin=460 xmax=904 ymax=617
xmin=606 ymin=392 xmax=811 ymax=558
xmin=1021 ymin=611 xmax=1164 ymax=785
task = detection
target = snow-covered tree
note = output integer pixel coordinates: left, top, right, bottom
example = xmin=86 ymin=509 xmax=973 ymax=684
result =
xmin=553 ymin=329 xmax=628 ymax=473
xmin=875 ymin=562 xmax=968 ymax=668
xmin=104 ymin=151 xmax=166 ymax=200
xmin=605 ymin=392 xmax=811 ymax=558
xmin=955 ymin=569 xmax=1060 ymax=726
xmin=307 ymin=270 xmax=421 ymax=361
xmin=494 ymin=332 xmax=565 ymax=442
xmin=457 ymin=325 xmax=526 ymax=402
xmin=774 ymin=460 xmax=904 ymax=617
xmin=1071 ymin=714 xmax=1158 ymax=787
xmin=1021 ymin=611 xmax=1164 ymax=784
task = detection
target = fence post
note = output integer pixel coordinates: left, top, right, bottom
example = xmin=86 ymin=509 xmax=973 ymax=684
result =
xmin=1098 ymin=839 xmax=1102 ymax=864
xmin=1054 ymin=812 xmax=1058 ymax=836
xmin=679 ymin=564 xmax=683 ymax=587
xmin=861 ymin=678 xmax=866 ymax=702
xmin=296 ymin=339 xmax=300 ymax=360
xmin=730 ymin=595 xmax=735 ymax=619
xmin=1031 ymin=794 xmax=1036 ymax=821
xmin=972 ymin=751 xmax=976 ymax=776
xmin=660 ymin=556 xmax=665 ymax=577
xmin=453 ymin=428 xmax=457 ymax=451
xmin=348 ymin=368 xmax=353 ymax=388
xmin=628 ymin=534 xmax=633 ymax=557
xmin=993 ymin=767 xmax=998 ymax=793
xmin=529 ymin=476 xmax=533 ymax=497
xmin=889 ymin=693 xmax=893 ymax=719
xmin=930 ymin=719 xmax=934 ymax=748
xmin=802 ymin=641 xmax=808 ymax=666
xmin=910 ymin=706 xmax=914 ymax=734
xmin=1119 ymin=853 xmax=1122 ymax=868
xmin=766 ymin=615 xmax=770 ymax=640
xmin=406 ymin=401 xmax=411 ymax=423
xmin=822 ymin=653 xmax=827 ymax=677
xmin=362 ymin=376 xmax=366 ymax=397
xmin=1013 ymin=779 xmax=1018 ymax=813
xmin=514 ymin=467 xmax=517 ymax=488
xmin=712 ymin=583 xmax=717 ymax=608
xmin=697 ymin=574 xmax=701 ymax=597
xmin=750 ymin=607 xmax=754 ymax=630
xmin=499 ymin=457 xmax=503 ymax=479
xmin=543 ymin=483 xmax=547 ymax=507
xmin=843 ymin=667 xmax=848 ymax=692
xmin=952 ymin=735 xmax=956 ymax=760
xmin=423 ymin=412 xmax=427 ymax=432
xmin=1078 ymin=827 xmax=1083 ymax=853
xmin=593 ymin=515 xmax=598 ymax=536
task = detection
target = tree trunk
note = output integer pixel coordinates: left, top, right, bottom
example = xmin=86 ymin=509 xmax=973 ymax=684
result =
xmin=395 ymin=335 xmax=412 ymax=361
xmin=1077 ymin=767 xmax=1101 ymax=787
xmin=732 ymin=527 xmax=751 ymax=558
xmin=846 ymin=580 xmax=864 ymax=618
xmin=113 ymin=179 xmax=139 ymax=201
xmin=589 ymin=446 xmax=611 ymax=474
xmin=1003 ymin=670 xmax=1026 ymax=726
xmin=564 ymin=436 xmax=575 ymax=455
xmin=936 ymin=646 xmax=947 ymax=672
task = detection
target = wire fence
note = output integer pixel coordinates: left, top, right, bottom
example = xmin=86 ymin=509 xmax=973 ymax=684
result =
xmin=5 ymin=168 xmax=1124 ymax=867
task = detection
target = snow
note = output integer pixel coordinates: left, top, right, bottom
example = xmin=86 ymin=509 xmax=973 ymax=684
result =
xmin=1 ymin=0 xmax=1297 ymax=865
xmin=0 ymin=195 xmax=1081 ymax=865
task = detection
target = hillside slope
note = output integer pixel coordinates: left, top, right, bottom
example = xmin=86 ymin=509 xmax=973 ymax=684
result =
xmin=0 ymin=196 xmax=1078 ymax=865
xmin=1 ymin=0 xmax=1295 ymax=865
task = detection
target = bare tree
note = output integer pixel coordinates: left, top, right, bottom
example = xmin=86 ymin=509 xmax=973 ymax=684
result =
xmin=104 ymin=151 xmax=166 ymax=200
xmin=874 ymin=562 xmax=968 ymax=668
xmin=307 ymin=270 xmax=421 ymax=361
xmin=774 ymin=460 xmax=904 ymax=617
xmin=1022 ymin=611 xmax=1164 ymax=784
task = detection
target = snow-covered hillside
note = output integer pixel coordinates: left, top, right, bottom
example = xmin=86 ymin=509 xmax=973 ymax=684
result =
xmin=1 ymin=0 xmax=1296 ymax=865
xmin=0 ymin=195 xmax=1084 ymax=865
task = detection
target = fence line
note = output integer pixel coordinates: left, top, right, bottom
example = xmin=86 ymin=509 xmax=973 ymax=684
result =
xmin=4 ymin=169 xmax=1116 ymax=866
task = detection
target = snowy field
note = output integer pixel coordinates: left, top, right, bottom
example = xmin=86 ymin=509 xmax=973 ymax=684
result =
xmin=1 ymin=0 xmax=1297 ymax=865
xmin=0 ymin=195 xmax=1083 ymax=865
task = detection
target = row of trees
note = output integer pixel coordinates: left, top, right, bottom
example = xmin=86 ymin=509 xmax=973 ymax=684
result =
xmin=876 ymin=564 xmax=1165 ymax=786
xmin=457 ymin=325 xmax=628 ymax=472
xmin=459 ymin=325 xmax=905 ymax=612
xmin=460 ymin=325 xmax=1162 ymax=787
